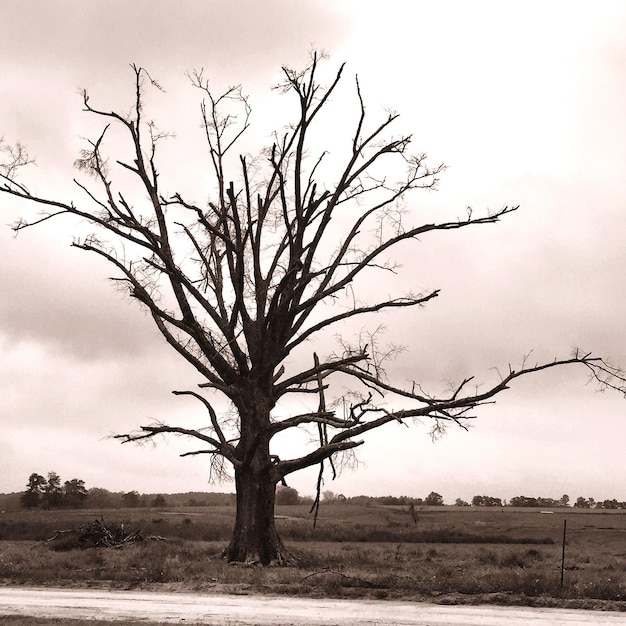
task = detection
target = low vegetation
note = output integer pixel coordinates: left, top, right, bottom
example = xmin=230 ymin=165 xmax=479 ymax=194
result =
xmin=0 ymin=504 xmax=624 ymax=611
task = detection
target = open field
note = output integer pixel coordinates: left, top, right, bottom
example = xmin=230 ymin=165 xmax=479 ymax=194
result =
xmin=0 ymin=504 xmax=624 ymax=611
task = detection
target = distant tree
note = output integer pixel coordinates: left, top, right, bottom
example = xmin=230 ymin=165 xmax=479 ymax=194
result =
xmin=425 ymin=492 xmax=444 ymax=506
xmin=41 ymin=472 xmax=63 ymax=509
xmin=574 ymin=496 xmax=590 ymax=509
xmin=510 ymin=495 xmax=540 ymax=508
xmin=455 ymin=498 xmax=470 ymax=507
xmin=379 ymin=495 xmax=397 ymax=505
xmin=472 ymin=495 xmax=502 ymax=507
xmin=87 ymin=487 xmax=117 ymax=508
xmin=121 ymin=491 xmax=140 ymax=508
xmin=602 ymin=499 xmax=619 ymax=509
xmin=347 ymin=495 xmax=370 ymax=506
xmin=322 ymin=491 xmax=336 ymax=504
xmin=3 ymin=54 xmax=625 ymax=565
xmin=151 ymin=494 xmax=167 ymax=507
xmin=19 ymin=491 xmax=39 ymax=509
xmin=0 ymin=492 xmax=21 ymax=512
xmin=535 ymin=497 xmax=559 ymax=508
xmin=63 ymin=479 xmax=88 ymax=508
xmin=275 ymin=486 xmax=299 ymax=505
xmin=560 ymin=494 xmax=570 ymax=507
xmin=20 ymin=473 xmax=46 ymax=509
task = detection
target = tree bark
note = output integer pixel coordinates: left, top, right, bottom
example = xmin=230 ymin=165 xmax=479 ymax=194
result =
xmin=222 ymin=393 xmax=292 ymax=566
xmin=223 ymin=463 xmax=289 ymax=565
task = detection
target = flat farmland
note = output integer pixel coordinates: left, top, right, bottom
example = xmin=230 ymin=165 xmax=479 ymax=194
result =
xmin=0 ymin=504 xmax=624 ymax=610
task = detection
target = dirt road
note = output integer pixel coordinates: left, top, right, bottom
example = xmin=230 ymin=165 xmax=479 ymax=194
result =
xmin=1 ymin=587 xmax=625 ymax=625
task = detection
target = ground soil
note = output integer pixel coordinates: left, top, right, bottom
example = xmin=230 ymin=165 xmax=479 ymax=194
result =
xmin=1 ymin=587 xmax=626 ymax=625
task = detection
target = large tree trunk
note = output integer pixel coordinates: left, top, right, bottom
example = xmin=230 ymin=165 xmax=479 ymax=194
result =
xmin=223 ymin=391 xmax=292 ymax=565
xmin=223 ymin=463 xmax=289 ymax=565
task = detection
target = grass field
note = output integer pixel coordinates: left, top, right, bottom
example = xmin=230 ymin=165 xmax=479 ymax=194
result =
xmin=0 ymin=504 xmax=624 ymax=611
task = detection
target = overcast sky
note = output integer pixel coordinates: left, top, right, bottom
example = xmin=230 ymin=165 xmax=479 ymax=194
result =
xmin=1 ymin=1 xmax=625 ymax=503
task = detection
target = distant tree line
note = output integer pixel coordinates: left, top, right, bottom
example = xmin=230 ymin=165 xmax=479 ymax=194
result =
xmin=277 ymin=489 xmax=626 ymax=509
xmin=17 ymin=475 xmax=237 ymax=510
xmin=504 ymin=495 xmax=626 ymax=509
xmin=470 ymin=495 xmax=503 ymax=507
xmin=458 ymin=494 xmax=626 ymax=509
xmin=571 ymin=496 xmax=625 ymax=510
xmin=84 ymin=488 xmax=236 ymax=509
xmin=275 ymin=488 xmax=445 ymax=507
xmin=508 ymin=495 xmax=570 ymax=508
xmin=20 ymin=472 xmax=88 ymax=509
xmin=15 ymin=476 xmax=626 ymax=511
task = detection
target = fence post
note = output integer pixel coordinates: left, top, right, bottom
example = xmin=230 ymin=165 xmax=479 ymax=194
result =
xmin=560 ymin=518 xmax=567 ymax=590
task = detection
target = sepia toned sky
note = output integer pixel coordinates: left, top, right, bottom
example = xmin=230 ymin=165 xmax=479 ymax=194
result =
xmin=1 ymin=0 xmax=625 ymax=503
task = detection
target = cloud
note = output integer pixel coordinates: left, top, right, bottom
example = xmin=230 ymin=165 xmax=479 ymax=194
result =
xmin=0 ymin=226 xmax=159 ymax=360
xmin=1 ymin=1 xmax=350 ymax=81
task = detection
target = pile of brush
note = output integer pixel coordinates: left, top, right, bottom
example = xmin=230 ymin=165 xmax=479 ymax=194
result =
xmin=45 ymin=518 xmax=164 ymax=549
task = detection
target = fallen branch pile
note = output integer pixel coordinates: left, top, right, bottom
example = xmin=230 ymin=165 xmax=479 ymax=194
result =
xmin=45 ymin=518 xmax=165 ymax=548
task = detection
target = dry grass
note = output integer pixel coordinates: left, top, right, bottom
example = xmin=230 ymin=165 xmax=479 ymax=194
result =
xmin=0 ymin=505 xmax=624 ymax=610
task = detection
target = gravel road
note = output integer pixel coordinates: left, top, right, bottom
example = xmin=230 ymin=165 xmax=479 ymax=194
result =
xmin=1 ymin=587 xmax=625 ymax=625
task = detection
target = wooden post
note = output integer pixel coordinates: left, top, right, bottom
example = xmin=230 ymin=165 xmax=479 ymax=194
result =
xmin=560 ymin=518 xmax=567 ymax=590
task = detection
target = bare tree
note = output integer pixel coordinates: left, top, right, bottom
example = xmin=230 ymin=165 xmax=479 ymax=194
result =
xmin=1 ymin=54 xmax=624 ymax=564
